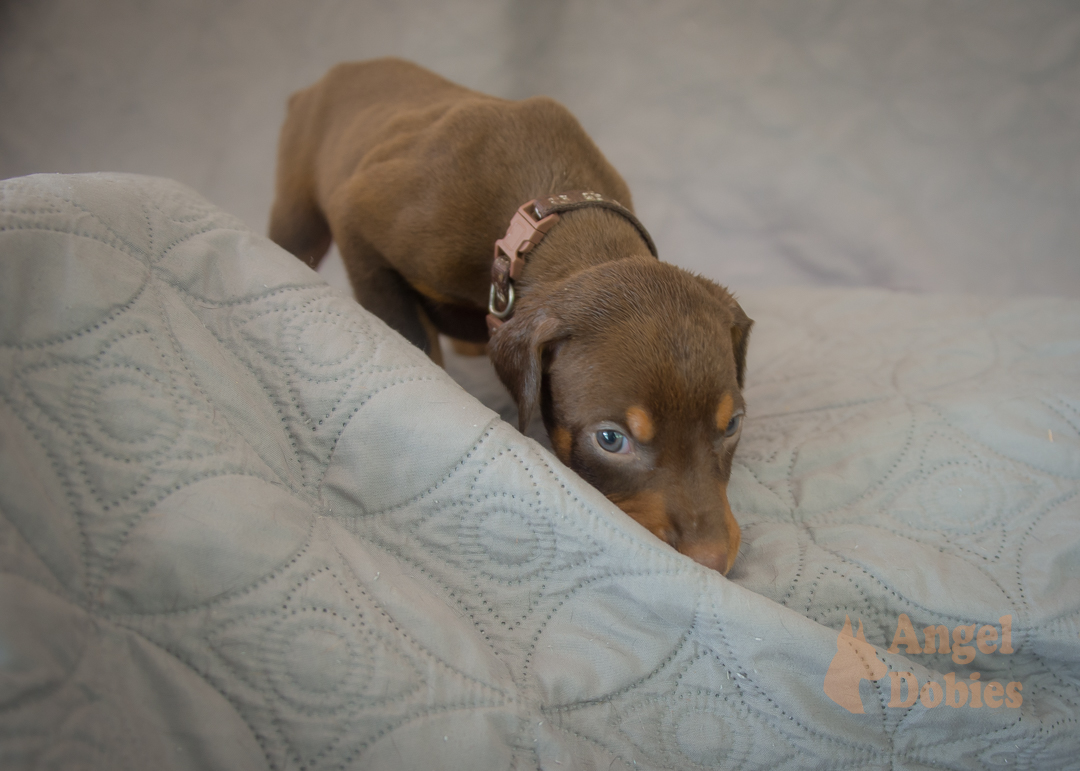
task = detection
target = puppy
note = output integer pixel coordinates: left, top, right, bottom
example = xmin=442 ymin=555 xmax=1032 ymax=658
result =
xmin=269 ymin=58 xmax=751 ymax=573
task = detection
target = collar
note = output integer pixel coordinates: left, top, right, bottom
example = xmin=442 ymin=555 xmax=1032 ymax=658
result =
xmin=485 ymin=191 xmax=658 ymax=335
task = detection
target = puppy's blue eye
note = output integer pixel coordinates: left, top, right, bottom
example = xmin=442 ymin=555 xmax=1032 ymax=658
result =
xmin=724 ymin=414 xmax=742 ymax=438
xmin=596 ymin=429 xmax=628 ymax=453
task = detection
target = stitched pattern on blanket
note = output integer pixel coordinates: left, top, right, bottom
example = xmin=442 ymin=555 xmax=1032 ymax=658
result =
xmin=0 ymin=173 xmax=1077 ymax=771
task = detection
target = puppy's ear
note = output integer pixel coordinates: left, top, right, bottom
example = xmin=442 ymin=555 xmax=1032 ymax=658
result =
xmin=729 ymin=299 xmax=752 ymax=389
xmin=488 ymin=307 xmax=567 ymax=432
xmin=697 ymin=278 xmax=753 ymax=389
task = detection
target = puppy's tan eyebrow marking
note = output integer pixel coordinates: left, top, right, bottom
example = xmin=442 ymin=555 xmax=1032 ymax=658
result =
xmin=625 ymin=406 xmax=655 ymax=444
xmin=715 ymin=393 xmax=735 ymax=432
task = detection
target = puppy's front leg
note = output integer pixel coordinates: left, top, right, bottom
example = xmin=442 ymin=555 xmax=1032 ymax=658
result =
xmin=340 ymin=243 xmax=442 ymax=364
xmin=269 ymin=198 xmax=332 ymax=270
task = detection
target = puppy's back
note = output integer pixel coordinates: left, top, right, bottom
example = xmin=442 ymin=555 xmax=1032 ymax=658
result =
xmin=305 ymin=58 xmax=478 ymax=117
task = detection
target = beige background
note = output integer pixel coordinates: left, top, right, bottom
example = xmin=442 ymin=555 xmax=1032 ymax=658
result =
xmin=2 ymin=0 xmax=1079 ymax=300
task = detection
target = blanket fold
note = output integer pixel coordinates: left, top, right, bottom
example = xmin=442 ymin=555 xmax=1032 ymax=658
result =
xmin=1 ymin=173 xmax=1077 ymax=770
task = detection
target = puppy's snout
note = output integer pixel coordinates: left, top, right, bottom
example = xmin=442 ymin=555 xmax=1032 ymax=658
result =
xmin=680 ymin=525 xmax=741 ymax=575
xmin=610 ymin=485 xmax=742 ymax=574
xmin=681 ymin=540 xmax=734 ymax=574
xmin=671 ymin=487 xmax=742 ymax=575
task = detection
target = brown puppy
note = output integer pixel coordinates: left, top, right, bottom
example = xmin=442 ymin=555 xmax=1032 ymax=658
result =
xmin=269 ymin=58 xmax=751 ymax=573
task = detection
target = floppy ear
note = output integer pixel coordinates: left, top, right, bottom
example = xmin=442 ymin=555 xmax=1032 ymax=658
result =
xmin=697 ymin=279 xmax=753 ymax=389
xmin=487 ymin=307 xmax=567 ymax=432
xmin=728 ymin=298 xmax=752 ymax=390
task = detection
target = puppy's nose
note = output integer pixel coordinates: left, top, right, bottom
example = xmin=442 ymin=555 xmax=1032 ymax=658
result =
xmin=681 ymin=541 xmax=734 ymax=574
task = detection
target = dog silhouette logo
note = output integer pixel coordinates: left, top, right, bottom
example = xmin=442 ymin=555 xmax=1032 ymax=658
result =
xmin=824 ymin=615 xmax=889 ymax=714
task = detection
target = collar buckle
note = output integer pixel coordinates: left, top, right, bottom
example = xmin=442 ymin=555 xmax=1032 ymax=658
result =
xmin=487 ymin=201 xmax=560 ymax=324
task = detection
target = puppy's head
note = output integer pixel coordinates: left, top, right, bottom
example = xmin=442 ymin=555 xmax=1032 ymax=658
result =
xmin=489 ymin=257 xmax=752 ymax=574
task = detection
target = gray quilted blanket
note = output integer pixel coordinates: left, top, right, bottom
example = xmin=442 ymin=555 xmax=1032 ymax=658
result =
xmin=1 ymin=173 xmax=1078 ymax=769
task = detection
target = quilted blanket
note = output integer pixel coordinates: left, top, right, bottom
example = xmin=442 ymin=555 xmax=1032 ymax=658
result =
xmin=1 ymin=173 xmax=1078 ymax=770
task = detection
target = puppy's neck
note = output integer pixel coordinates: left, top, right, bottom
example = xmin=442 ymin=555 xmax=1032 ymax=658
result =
xmin=517 ymin=207 xmax=654 ymax=293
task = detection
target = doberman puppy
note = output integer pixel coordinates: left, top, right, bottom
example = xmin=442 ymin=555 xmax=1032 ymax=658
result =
xmin=269 ymin=58 xmax=751 ymax=573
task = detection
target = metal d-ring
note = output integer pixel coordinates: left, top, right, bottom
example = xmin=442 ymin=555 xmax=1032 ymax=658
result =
xmin=488 ymin=282 xmax=515 ymax=320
